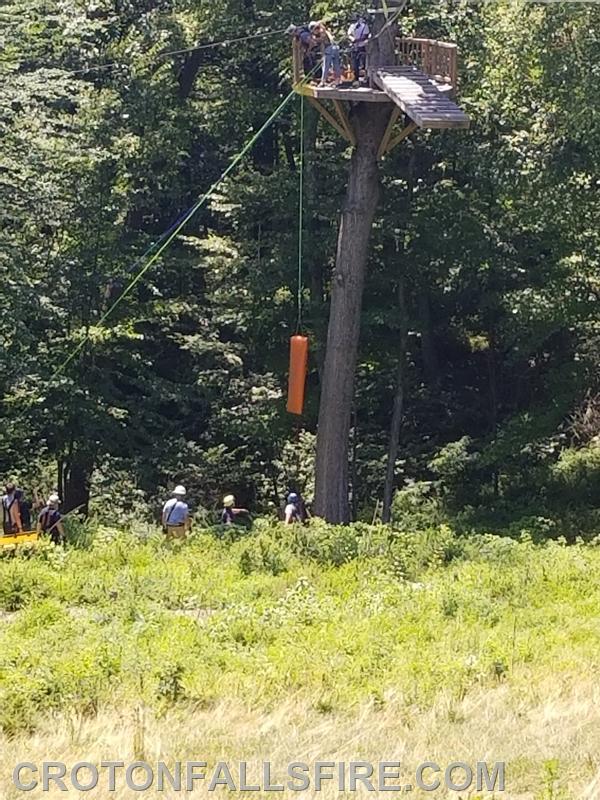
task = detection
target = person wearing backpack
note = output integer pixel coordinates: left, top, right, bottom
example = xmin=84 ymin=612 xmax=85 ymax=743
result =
xmin=2 ymin=483 xmax=23 ymax=535
xmin=162 ymin=485 xmax=191 ymax=540
xmin=286 ymin=23 xmax=318 ymax=79
xmin=37 ymin=493 xmax=65 ymax=544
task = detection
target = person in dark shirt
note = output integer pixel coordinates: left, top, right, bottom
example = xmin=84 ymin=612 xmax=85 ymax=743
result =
xmin=37 ymin=493 xmax=65 ymax=544
xmin=286 ymin=24 xmax=318 ymax=79
xmin=2 ymin=483 xmax=22 ymax=535
xmin=221 ymin=494 xmax=249 ymax=525
xmin=14 ymin=489 xmax=32 ymax=530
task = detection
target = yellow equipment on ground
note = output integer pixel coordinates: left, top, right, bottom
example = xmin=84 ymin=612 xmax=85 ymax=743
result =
xmin=0 ymin=530 xmax=40 ymax=547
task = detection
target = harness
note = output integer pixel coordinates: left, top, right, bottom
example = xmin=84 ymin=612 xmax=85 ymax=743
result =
xmin=351 ymin=23 xmax=369 ymax=49
xmin=39 ymin=507 xmax=59 ymax=533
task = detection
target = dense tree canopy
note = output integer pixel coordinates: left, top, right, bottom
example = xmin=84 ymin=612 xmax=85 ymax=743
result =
xmin=1 ymin=0 xmax=599 ymax=529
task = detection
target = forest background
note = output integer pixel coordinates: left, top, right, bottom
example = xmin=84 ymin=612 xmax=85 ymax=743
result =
xmin=1 ymin=0 xmax=599 ymax=533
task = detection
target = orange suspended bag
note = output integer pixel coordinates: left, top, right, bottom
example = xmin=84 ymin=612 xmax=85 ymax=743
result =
xmin=287 ymin=335 xmax=308 ymax=415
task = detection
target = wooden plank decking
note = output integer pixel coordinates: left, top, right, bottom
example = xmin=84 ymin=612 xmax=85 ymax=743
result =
xmin=373 ymin=66 xmax=470 ymax=129
xmin=294 ymin=82 xmax=390 ymax=103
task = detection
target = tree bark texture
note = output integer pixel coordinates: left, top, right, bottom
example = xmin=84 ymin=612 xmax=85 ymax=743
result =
xmin=313 ymin=104 xmax=391 ymax=522
xmin=313 ymin=4 xmax=398 ymax=523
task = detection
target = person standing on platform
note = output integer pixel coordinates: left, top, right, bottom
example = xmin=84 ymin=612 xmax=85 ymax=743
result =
xmin=286 ymin=24 xmax=318 ymax=80
xmin=348 ymin=13 xmax=370 ymax=84
xmin=14 ymin=489 xmax=32 ymax=531
xmin=309 ymin=21 xmax=341 ymax=87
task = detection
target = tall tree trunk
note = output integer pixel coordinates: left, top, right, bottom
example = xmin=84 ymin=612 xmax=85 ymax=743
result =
xmin=178 ymin=50 xmax=202 ymax=100
xmin=62 ymin=449 xmax=95 ymax=515
xmin=382 ymin=273 xmax=409 ymax=523
xmin=313 ymin=104 xmax=392 ymax=522
xmin=313 ymin=7 xmax=396 ymax=523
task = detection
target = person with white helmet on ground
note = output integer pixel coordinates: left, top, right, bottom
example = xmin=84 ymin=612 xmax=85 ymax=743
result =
xmin=162 ymin=485 xmax=191 ymax=540
xmin=37 ymin=493 xmax=65 ymax=544
xmin=220 ymin=494 xmax=249 ymax=526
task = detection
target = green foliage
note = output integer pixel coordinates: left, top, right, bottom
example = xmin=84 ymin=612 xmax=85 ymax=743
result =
xmin=550 ymin=443 xmax=600 ymax=505
xmin=1 ymin=0 xmax=600 ymax=528
xmin=391 ymin=480 xmax=443 ymax=530
xmin=1 ymin=521 xmax=600 ymax=737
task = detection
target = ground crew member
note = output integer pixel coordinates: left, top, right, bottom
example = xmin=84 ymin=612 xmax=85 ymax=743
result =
xmin=2 ymin=483 xmax=23 ymax=535
xmin=221 ymin=494 xmax=249 ymax=525
xmin=162 ymin=485 xmax=191 ymax=540
xmin=284 ymin=493 xmax=303 ymax=524
xmin=37 ymin=494 xmax=65 ymax=544
xmin=284 ymin=492 xmax=310 ymax=524
xmin=15 ymin=489 xmax=32 ymax=530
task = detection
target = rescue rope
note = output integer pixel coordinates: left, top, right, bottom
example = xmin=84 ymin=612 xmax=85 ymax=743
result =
xmin=55 ymin=79 xmax=312 ymax=378
xmin=296 ymin=94 xmax=305 ymax=334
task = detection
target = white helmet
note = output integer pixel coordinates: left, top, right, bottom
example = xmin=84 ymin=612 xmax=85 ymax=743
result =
xmin=173 ymin=485 xmax=186 ymax=497
xmin=48 ymin=493 xmax=61 ymax=505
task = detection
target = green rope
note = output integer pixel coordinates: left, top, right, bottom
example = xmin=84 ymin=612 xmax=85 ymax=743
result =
xmin=296 ymin=93 xmax=304 ymax=333
xmin=55 ymin=85 xmax=302 ymax=379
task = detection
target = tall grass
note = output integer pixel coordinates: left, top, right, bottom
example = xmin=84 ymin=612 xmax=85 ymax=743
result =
xmin=0 ymin=519 xmax=598 ymax=797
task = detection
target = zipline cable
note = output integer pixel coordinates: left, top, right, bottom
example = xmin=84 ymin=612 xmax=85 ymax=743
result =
xmin=27 ymin=29 xmax=289 ymax=78
xmin=54 ymin=78 xmax=313 ymax=379
xmin=26 ymin=3 xmax=406 ymax=80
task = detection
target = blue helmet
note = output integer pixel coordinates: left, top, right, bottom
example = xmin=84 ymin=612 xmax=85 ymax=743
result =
xmin=287 ymin=492 xmax=299 ymax=504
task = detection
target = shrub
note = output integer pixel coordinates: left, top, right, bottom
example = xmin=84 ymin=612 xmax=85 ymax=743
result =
xmin=391 ymin=480 xmax=443 ymax=531
xmin=549 ymin=442 xmax=600 ymax=506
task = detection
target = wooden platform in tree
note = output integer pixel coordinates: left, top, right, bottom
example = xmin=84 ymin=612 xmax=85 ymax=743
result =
xmin=291 ymin=36 xmax=470 ymax=142
xmin=294 ymin=82 xmax=391 ymax=103
xmin=373 ymin=66 xmax=470 ymax=129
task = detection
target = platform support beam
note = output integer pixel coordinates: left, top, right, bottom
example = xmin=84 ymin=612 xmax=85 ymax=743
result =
xmin=377 ymin=107 xmax=402 ymax=159
xmin=385 ymin=121 xmax=418 ymax=154
xmin=332 ymin=100 xmax=356 ymax=146
xmin=307 ymin=97 xmax=354 ymax=144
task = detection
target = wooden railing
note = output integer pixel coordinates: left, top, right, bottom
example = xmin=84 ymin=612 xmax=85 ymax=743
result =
xmin=395 ymin=37 xmax=458 ymax=87
xmin=291 ymin=35 xmax=458 ymax=89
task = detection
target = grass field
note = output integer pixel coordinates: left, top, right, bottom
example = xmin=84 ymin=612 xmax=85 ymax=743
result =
xmin=0 ymin=520 xmax=598 ymax=798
